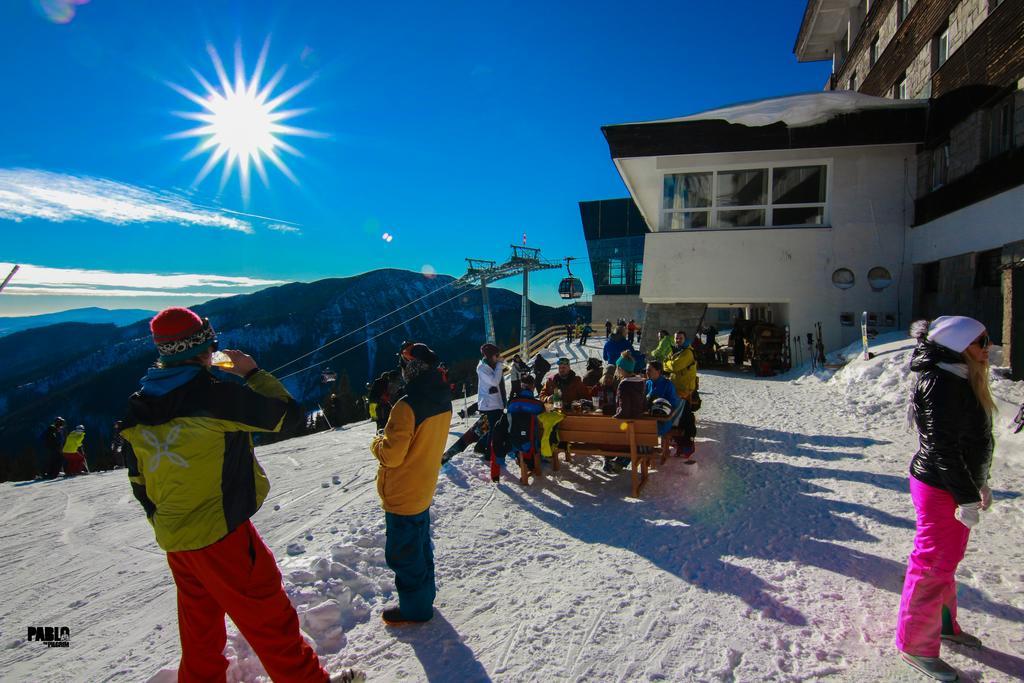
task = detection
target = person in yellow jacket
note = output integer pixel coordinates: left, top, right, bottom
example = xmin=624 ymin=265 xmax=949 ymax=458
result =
xmin=664 ymin=330 xmax=698 ymax=456
xmin=120 ymin=307 xmax=338 ymax=682
xmin=371 ymin=342 xmax=452 ymax=626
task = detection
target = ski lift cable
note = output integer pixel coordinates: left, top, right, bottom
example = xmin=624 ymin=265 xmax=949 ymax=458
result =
xmin=269 ymin=278 xmax=475 ymax=374
xmin=276 ymin=286 xmax=474 ymax=381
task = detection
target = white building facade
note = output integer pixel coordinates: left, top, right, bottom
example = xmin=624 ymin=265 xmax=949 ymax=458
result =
xmin=603 ymin=94 xmax=927 ymax=354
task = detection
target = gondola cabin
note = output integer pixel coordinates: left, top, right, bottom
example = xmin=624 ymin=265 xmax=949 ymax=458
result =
xmin=558 ymin=277 xmax=584 ymax=300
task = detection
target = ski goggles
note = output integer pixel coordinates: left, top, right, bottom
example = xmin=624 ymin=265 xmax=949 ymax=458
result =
xmin=971 ymin=333 xmax=990 ymax=348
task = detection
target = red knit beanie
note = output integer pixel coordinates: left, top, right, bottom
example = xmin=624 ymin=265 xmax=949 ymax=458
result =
xmin=150 ymin=307 xmax=216 ymax=362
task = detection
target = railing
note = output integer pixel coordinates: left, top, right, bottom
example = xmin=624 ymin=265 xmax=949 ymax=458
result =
xmin=499 ymin=323 xmax=592 ymax=371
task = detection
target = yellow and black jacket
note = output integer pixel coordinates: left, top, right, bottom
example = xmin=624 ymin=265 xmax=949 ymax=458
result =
xmin=371 ymin=368 xmax=452 ymax=516
xmin=121 ymin=365 xmax=302 ymax=552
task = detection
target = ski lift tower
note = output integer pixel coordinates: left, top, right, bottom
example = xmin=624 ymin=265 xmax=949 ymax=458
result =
xmin=507 ymin=244 xmax=560 ymax=359
xmin=465 ymin=259 xmax=498 ymax=344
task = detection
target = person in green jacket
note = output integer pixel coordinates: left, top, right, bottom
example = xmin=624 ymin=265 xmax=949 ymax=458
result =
xmin=120 ymin=307 xmax=341 ymax=682
xmin=650 ymin=329 xmax=674 ymax=363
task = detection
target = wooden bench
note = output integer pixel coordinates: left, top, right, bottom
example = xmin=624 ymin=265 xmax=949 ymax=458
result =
xmin=552 ymin=414 xmax=668 ymax=497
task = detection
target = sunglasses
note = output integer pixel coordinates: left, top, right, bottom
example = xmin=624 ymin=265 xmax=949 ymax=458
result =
xmin=972 ymin=334 xmax=990 ymax=348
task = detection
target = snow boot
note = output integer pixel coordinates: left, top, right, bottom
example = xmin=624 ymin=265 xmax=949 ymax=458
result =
xmin=899 ymin=652 xmax=958 ymax=681
xmin=679 ymin=440 xmax=695 ymax=458
xmin=941 ymin=631 xmax=982 ymax=648
xmin=330 ymin=668 xmax=366 ymax=682
xmin=382 ymin=607 xmax=432 ymax=627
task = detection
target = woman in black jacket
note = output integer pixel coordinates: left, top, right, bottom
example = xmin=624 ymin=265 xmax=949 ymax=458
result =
xmin=896 ymin=317 xmax=995 ymax=681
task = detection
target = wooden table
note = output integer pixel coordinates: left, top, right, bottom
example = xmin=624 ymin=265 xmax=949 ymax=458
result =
xmin=550 ymin=410 xmax=669 ymax=497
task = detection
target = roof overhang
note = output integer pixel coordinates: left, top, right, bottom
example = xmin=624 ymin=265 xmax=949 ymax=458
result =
xmin=602 ymin=94 xmax=927 ymax=159
xmin=794 ymin=0 xmax=853 ymax=62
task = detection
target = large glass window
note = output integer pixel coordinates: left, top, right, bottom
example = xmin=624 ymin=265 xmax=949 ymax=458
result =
xmin=607 ymin=258 xmax=625 ymax=286
xmin=632 ymin=262 xmax=643 ymax=286
xmin=869 ymin=36 xmax=879 ymax=67
xmin=663 ymin=171 xmax=711 ymax=230
xmin=662 ymin=164 xmax=827 ymax=230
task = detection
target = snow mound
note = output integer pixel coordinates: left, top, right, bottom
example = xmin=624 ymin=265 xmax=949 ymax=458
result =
xmin=658 ymin=91 xmax=927 ymax=129
xmin=283 ymin=531 xmax=392 ymax=654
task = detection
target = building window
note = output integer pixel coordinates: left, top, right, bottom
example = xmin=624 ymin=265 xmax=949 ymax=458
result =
xmin=869 ymin=36 xmax=879 ymax=67
xmin=632 ymin=262 xmax=643 ymax=286
xmin=974 ymin=249 xmax=1001 ymax=288
xmin=894 ymin=73 xmax=907 ymax=100
xmin=868 ymin=266 xmax=893 ymax=291
xmin=988 ymin=97 xmax=1014 ymax=158
xmin=848 ymin=72 xmax=858 ymax=91
xmin=662 ymin=164 xmax=828 ymax=230
xmin=933 ymin=25 xmax=949 ymax=71
xmin=930 ymin=143 xmax=949 ymax=190
xmin=832 ymin=268 xmax=855 ymax=290
xmin=897 ymin=0 xmax=911 ymax=25
xmin=607 ymin=258 xmax=625 ymax=286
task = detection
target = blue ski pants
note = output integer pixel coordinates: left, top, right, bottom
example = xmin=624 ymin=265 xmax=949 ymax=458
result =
xmin=385 ymin=509 xmax=436 ymax=621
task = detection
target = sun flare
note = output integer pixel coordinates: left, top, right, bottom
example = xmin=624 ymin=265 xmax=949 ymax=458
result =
xmin=168 ymin=40 xmax=320 ymax=201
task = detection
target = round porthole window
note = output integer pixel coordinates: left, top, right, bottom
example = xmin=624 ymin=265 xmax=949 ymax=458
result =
xmin=832 ymin=268 xmax=855 ymax=290
xmin=868 ymin=266 xmax=893 ymax=291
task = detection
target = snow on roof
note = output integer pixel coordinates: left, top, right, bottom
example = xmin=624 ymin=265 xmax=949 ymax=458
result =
xmin=633 ymin=91 xmax=927 ymax=129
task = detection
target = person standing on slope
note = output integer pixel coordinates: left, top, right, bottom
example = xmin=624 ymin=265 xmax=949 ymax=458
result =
xmin=475 ymin=343 xmax=506 ymax=456
xmin=603 ymin=323 xmax=632 ymax=366
xmin=62 ymin=425 xmax=89 ymax=475
xmin=664 ymin=331 xmax=698 ymax=458
xmin=371 ymin=343 xmax=452 ymax=625
xmin=604 ymin=319 xmax=612 ymax=339
xmin=40 ymin=416 xmax=66 ymax=479
xmin=119 ymin=307 xmax=350 ymax=683
xmin=896 ymin=317 xmax=995 ymax=682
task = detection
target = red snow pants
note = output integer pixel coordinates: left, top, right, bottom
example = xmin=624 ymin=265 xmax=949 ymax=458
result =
xmin=166 ymin=520 xmax=329 ymax=682
xmin=62 ymin=451 xmax=87 ymax=475
xmin=895 ymin=477 xmax=971 ymax=657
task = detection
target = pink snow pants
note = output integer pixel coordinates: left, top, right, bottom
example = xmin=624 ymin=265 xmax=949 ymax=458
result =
xmin=895 ymin=477 xmax=971 ymax=657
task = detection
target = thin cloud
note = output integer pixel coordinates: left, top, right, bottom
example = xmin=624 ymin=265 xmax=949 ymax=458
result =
xmin=0 ymin=168 xmax=299 ymax=234
xmin=267 ymin=223 xmax=302 ymax=235
xmin=0 ymin=262 xmax=284 ymax=298
xmin=4 ymin=287 xmax=233 ymax=298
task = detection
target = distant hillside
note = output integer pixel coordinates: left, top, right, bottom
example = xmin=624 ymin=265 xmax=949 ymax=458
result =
xmin=0 ymin=307 xmax=154 ymax=337
xmin=0 ymin=269 xmax=571 ymax=479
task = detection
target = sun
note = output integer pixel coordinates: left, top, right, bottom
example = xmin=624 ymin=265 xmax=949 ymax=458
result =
xmin=168 ymin=40 xmax=320 ymax=201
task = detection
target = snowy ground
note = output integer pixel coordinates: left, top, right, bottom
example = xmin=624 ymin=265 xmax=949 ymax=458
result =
xmin=1 ymin=335 xmax=1022 ymax=682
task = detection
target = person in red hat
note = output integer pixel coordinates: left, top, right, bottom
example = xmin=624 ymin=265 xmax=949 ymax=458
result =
xmin=371 ymin=342 xmax=451 ymax=625
xmin=118 ymin=307 xmax=357 ymax=682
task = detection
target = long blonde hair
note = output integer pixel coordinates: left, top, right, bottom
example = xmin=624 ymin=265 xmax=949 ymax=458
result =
xmin=964 ymin=352 xmax=996 ymax=416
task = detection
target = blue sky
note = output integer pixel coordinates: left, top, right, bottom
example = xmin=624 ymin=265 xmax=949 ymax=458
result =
xmin=0 ymin=0 xmax=829 ymax=316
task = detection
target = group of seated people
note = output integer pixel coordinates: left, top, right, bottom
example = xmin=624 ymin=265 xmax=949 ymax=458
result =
xmin=505 ymin=347 xmax=696 ymax=473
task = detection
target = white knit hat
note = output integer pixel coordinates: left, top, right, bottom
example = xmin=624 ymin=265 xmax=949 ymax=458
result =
xmin=927 ymin=315 xmax=986 ymax=353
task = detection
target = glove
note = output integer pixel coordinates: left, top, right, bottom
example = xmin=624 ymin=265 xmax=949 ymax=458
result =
xmin=979 ymin=485 xmax=992 ymax=511
xmin=954 ymin=502 xmax=982 ymax=529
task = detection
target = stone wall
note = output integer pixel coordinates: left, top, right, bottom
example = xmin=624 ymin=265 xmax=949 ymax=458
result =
xmin=948 ymin=0 xmax=988 ymax=57
xmin=639 ymin=303 xmax=707 ymax=354
xmin=908 ymin=41 xmax=933 ymax=97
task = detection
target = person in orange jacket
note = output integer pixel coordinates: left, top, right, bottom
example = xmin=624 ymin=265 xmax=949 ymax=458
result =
xmin=371 ymin=342 xmax=452 ymax=626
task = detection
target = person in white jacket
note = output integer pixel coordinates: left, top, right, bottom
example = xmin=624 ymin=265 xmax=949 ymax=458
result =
xmin=475 ymin=343 xmax=506 ymax=458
